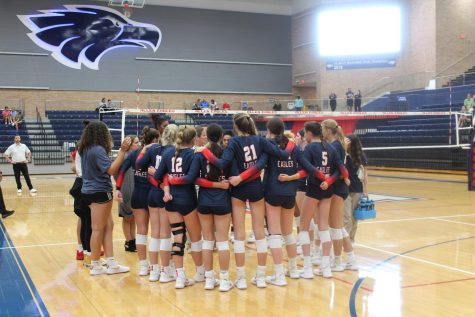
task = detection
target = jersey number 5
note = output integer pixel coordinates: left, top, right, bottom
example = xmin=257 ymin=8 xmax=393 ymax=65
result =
xmin=243 ymin=144 xmax=257 ymax=162
xmin=322 ymin=152 xmax=328 ymax=166
xmin=171 ymin=157 xmax=183 ymax=173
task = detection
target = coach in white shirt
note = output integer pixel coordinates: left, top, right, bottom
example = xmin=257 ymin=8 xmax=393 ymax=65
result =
xmin=4 ymin=135 xmax=37 ymax=195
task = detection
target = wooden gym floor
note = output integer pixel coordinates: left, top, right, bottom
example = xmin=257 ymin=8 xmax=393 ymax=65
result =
xmin=0 ymin=170 xmax=474 ymax=317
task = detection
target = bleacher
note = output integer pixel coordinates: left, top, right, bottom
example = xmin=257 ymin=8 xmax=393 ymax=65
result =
xmin=190 ymin=114 xmax=233 ymax=131
xmin=46 ymin=110 xmax=175 ymax=148
xmin=357 ymin=102 xmax=472 ymax=170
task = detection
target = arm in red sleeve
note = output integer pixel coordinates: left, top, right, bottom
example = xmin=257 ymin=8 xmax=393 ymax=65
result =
xmin=339 ymin=163 xmax=349 ymax=179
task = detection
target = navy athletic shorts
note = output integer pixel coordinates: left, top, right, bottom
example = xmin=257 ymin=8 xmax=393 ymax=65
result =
xmin=305 ymin=183 xmax=333 ymax=200
xmin=265 ymin=195 xmax=296 ymax=209
xmin=131 ymin=186 xmax=150 ymax=209
xmin=148 ymin=187 xmax=165 ymax=208
xmin=231 ymin=180 xmax=264 ymax=202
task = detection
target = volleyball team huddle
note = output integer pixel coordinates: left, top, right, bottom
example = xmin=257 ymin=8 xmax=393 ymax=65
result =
xmin=76 ymin=113 xmax=366 ymax=292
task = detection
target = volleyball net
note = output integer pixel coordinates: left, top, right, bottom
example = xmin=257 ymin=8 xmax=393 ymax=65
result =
xmin=101 ymin=107 xmax=474 ymax=172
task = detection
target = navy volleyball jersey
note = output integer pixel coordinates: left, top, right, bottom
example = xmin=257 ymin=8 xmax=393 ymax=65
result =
xmin=296 ymin=145 xmax=307 ymax=191
xmin=154 ymin=147 xmax=197 ymax=206
xmin=116 ymin=149 xmax=150 ymax=190
xmin=136 ymin=144 xmax=173 ymax=181
xmin=298 ymin=141 xmax=341 ymax=186
xmin=263 ymin=139 xmax=300 ymax=197
xmin=203 ymin=135 xmax=294 ymax=181
xmin=170 ymin=153 xmax=231 ymax=209
xmin=329 ymin=140 xmax=349 ymax=196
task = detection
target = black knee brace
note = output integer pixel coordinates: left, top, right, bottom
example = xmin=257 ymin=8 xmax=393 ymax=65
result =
xmin=170 ymin=222 xmax=187 ymax=256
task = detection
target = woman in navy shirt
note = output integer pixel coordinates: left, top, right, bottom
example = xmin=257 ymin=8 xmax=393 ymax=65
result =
xmin=136 ymin=124 xmax=178 ymax=283
xmin=152 ymin=126 xmax=204 ymax=289
xmin=78 ymin=121 xmax=131 ymax=276
xmin=115 ymin=127 xmax=159 ymax=278
xmin=322 ymin=119 xmax=351 ymax=273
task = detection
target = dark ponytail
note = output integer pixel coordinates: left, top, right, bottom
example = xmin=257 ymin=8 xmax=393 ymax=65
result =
xmin=266 ymin=117 xmax=288 ymax=149
xmin=206 ymin=124 xmax=223 ymax=181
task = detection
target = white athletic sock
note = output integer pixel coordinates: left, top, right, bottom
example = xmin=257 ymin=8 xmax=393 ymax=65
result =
xmin=77 ymin=244 xmax=83 ymax=252
xmin=196 ymin=265 xmax=205 ymax=274
xmin=152 ymin=264 xmax=159 ymax=271
xmin=236 ymin=266 xmax=246 ymax=278
xmin=303 ymin=256 xmax=311 ymax=268
xmin=334 ymin=256 xmax=341 ymax=265
xmin=274 ymin=264 xmax=284 ymax=275
xmin=347 ymin=251 xmax=355 ymax=261
xmin=220 ymin=270 xmax=229 ymax=280
xmin=176 ymin=267 xmax=185 ymax=277
xmin=106 ymin=257 xmax=118 ymax=268
xmin=289 ymin=257 xmax=297 ymax=269
xmin=256 ymin=265 xmax=266 ymax=277
xmin=139 ymin=260 xmax=148 ymax=267
xmin=322 ymin=256 xmax=330 ymax=267
xmin=91 ymin=260 xmax=100 ymax=269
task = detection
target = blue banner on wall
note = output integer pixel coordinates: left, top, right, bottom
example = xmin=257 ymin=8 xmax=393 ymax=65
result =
xmin=326 ymin=58 xmax=396 ymax=71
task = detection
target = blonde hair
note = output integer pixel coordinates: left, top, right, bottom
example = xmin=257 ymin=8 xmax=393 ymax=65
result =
xmin=233 ymin=113 xmax=257 ymax=135
xmin=322 ymin=119 xmax=345 ymax=150
xmin=284 ymin=131 xmax=295 ymax=142
xmin=161 ymin=124 xmax=178 ymax=146
xmin=175 ymin=125 xmax=196 ymax=157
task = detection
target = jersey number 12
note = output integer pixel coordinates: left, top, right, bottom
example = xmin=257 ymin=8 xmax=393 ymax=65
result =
xmin=171 ymin=157 xmax=183 ymax=173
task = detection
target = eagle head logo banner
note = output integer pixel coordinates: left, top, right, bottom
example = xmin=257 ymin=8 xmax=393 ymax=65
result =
xmin=18 ymin=5 xmax=161 ymax=70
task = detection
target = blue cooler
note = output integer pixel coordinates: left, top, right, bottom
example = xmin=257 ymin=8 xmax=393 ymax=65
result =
xmin=353 ymin=196 xmax=376 ymax=220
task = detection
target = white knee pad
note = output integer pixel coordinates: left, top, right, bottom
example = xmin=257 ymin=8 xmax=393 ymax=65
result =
xmin=298 ymin=231 xmax=310 ymax=245
xmin=191 ymin=240 xmax=203 ymax=252
xmin=234 ymin=240 xmax=245 ymax=254
xmin=319 ymin=230 xmax=331 ymax=243
xmin=256 ymin=239 xmax=268 ymax=253
xmin=284 ymin=234 xmax=296 ymax=245
xmin=136 ymin=234 xmax=148 ymax=246
xmin=330 ymin=228 xmax=343 ymax=240
xmin=268 ymin=235 xmax=282 ymax=249
xmin=160 ymin=238 xmax=172 ymax=251
xmin=294 ymin=216 xmax=301 ymax=227
xmin=202 ymin=240 xmax=215 ymax=251
xmin=216 ymin=241 xmax=230 ymax=251
xmin=309 ymin=219 xmax=316 ymax=231
xmin=149 ymin=238 xmax=160 ymax=252
xmin=341 ymin=228 xmax=349 ymax=238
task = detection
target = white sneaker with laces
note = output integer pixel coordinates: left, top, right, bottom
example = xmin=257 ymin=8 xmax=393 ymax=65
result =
xmin=29 ymin=188 xmax=38 ymax=194
xmin=314 ymin=265 xmax=332 ymax=278
xmin=219 ymin=279 xmax=234 ymax=292
xmin=204 ymin=272 xmax=219 ymax=290
xmin=90 ymin=266 xmax=107 ymax=276
xmin=149 ymin=267 xmax=160 ymax=282
xmin=235 ymin=276 xmax=247 ymax=290
xmin=106 ymin=264 xmax=130 ymax=275
xmin=345 ymin=258 xmax=359 ymax=271
xmin=17 ymin=189 xmax=22 ymax=196
xmin=139 ymin=264 xmax=149 ymax=276
xmin=175 ymin=275 xmax=194 ymax=289
xmin=159 ymin=267 xmax=176 ymax=283
xmin=299 ymin=266 xmax=314 ymax=279
xmin=265 ymin=274 xmax=287 ymax=286
xmin=251 ymin=275 xmax=266 ymax=288
xmin=194 ymin=271 xmax=205 ymax=283
xmin=286 ymin=267 xmax=300 ymax=279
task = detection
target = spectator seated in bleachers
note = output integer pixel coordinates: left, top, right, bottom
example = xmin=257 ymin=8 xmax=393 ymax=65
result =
xmin=222 ymin=101 xmax=231 ymax=110
xmin=209 ymin=99 xmax=219 ymax=110
xmin=192 ymin=99 xmax=202 ymax=110
xmin=273 ymin=101 xmax=282 ymax=111
xmin=2 ymin=106 xmax=13 ymax=126
xmin=458 ymin=104 xmax=473 ymax=127
xmin=200 ymin=99 xmax=209 ymax=109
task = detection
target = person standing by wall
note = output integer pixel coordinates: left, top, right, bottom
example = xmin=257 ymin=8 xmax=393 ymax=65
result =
xmin=346 ymin=88 xmax=354 ymax=112
xmin=354 ymin=90 xmax=362 ymax=112
xmin=4 ymin=135 xmax=37 ymax=195
xmin=0 ymin=168 xmax=15 ymax=218
xmin=294 ymin=96 xmax=304 ymax=112
xmin=329 ymin=92 xmax=337 ymax=112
